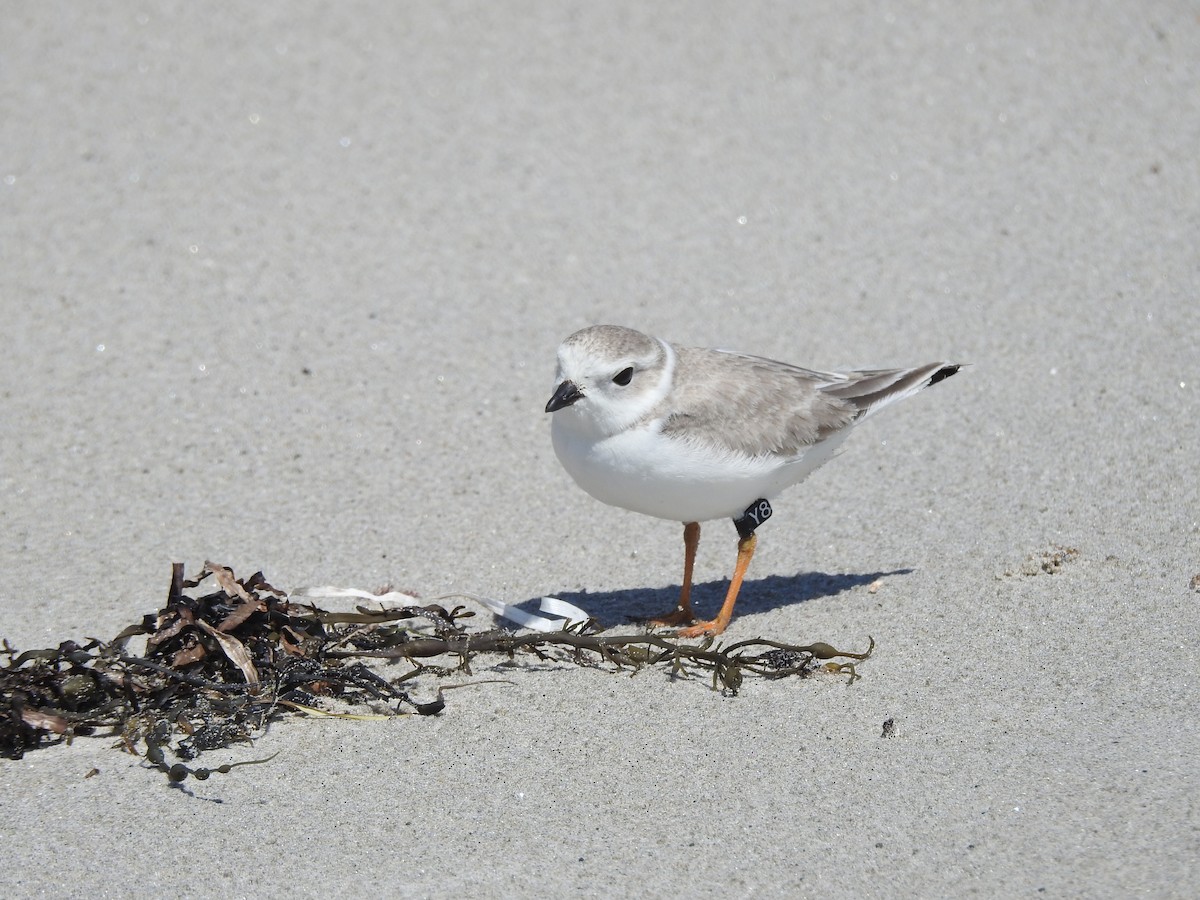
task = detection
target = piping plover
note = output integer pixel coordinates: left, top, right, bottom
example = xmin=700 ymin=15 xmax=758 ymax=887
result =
xmin=545 ymin=324 xmax=963 ymax=636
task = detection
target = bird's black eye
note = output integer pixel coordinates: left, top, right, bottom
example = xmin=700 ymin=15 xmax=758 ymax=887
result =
xmin=612 ymin=367 xmax=633 ymax=386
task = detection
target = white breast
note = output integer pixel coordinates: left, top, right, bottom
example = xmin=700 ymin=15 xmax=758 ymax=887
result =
xmin=551 ymin=417 xmax=849 ymax=523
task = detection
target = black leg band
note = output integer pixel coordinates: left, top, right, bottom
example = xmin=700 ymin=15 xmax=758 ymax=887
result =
xmin=734 ymin=498 xmax=772 ymax=539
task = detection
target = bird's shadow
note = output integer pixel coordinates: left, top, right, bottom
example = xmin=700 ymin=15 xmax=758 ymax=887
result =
xmin=519 ymin=568 xmax=912 ymax=629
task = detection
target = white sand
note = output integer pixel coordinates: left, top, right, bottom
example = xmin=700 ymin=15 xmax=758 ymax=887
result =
xmin=2 ymin=2 xmax=1197 ymax=896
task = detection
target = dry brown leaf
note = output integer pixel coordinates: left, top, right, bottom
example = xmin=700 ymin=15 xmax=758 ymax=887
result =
xmin=243 ymin=570 xmax=287 ymax=599
xmin=217 ymin=598 xmax=263 ymax=633
xmin=172 ymin=642 xmax=207 ymax=667
xmin=278 ymin=626 xmax=307 ymax=657
xmin=167 ymin=561 xmax=186 ymax=606
xmin=196 ymin=619 xmax=260 ymax=692
xmin=147 ymin=614 xmax=188 ymax=650
xmin=21 ymin=709 xmax=68 ymax=734
xmin=205 ymin=560 xmax=254 ymax=603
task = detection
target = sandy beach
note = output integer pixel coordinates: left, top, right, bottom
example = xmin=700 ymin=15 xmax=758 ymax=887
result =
xmin=3 ymin=2 xmax=1198 ymax=896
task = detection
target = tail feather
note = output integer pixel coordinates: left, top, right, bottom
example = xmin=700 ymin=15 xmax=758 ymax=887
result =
xmin=821 ymin=363 xmax=963 ymax=421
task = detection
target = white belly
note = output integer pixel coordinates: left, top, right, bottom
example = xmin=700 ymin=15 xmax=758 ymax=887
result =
xmin=551 ymin=418 xmax=848 ymax=523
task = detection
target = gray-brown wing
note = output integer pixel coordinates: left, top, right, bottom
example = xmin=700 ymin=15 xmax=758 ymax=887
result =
xmin=658 ymin=349 xmax=962 ymax=458
xmin=720 ymin=352 xmax=961 ymax=419
xmin=656 ymin=348 xmax=857 ymax=458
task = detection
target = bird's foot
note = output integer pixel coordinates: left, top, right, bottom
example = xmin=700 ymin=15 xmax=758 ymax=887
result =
xmin=640 ymin=606 xmax=695 ymax=628
xmin=674 ymin=618 xmax=728 ymax=639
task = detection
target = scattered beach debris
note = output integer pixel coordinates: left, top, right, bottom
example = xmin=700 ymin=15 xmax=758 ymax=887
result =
xmin=1 ymin=562 xmax=873 ymax=781
xmin=1002 ymin=544 xmax=1080 ymax=577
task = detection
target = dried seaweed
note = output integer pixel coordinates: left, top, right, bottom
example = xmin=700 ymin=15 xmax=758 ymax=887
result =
xmin=1 ymin=562 xmax=872 ymax=779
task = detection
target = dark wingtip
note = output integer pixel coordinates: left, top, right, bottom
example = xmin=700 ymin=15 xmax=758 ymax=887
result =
xmin=927 ymin=364 xmax=962 ymax=387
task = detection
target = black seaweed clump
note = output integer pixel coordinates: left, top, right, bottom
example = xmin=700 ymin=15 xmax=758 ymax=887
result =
xmin=1 ymin=562 xmax=872 ymax=779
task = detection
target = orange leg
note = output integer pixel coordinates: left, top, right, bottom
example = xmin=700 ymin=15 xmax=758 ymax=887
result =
xmin=647 ymin=522 xmax=701 ymax=627
xmin=676 ymin=533 xmax=757 ymax=638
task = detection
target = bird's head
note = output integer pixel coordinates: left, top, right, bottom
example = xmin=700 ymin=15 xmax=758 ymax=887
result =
xmin=545 ymin=325 xmax=674 ymax=439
